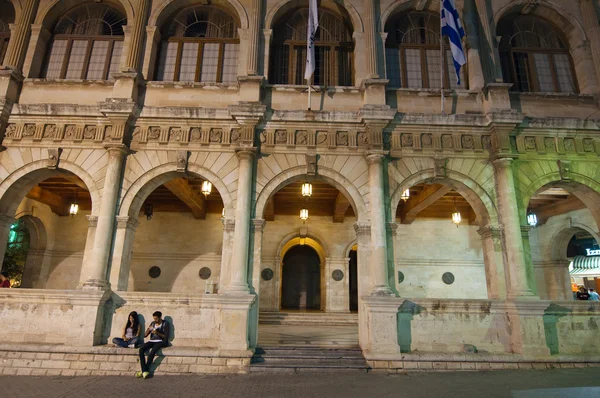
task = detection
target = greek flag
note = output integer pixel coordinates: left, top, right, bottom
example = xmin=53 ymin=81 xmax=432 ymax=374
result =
xmin=304 ymin=0 xmax=319 ymax=80
xmin=441 ymin=0 xmax=466 ymax=85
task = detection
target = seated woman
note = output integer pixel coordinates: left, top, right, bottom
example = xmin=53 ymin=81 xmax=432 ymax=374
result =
xmin=112 ymin=311 xmax=141 ymax=348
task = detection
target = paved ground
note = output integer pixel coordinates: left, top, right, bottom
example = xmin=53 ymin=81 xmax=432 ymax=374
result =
xmin=4 ymin=368 xmax=600 ymax=398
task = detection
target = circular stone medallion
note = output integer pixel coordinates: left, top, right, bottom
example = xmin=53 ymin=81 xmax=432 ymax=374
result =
xmin=261 ymin=268 xmax=274 ymax=281
xmin=148 ymin=266 xmax=161 ymax=279
xmin=397 ymin=271 xmax=405 ymax=284
xmin=332 ymin=269 xmax=344 ymax=281
xmin=199 ymin=267 xmax=212 ymax=280
xmin=442 ymin=272 xmax=455 ymax=285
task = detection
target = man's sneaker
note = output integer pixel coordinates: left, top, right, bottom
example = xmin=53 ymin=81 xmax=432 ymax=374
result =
xmin=128 ymin=344 xmax=135 ymax=348
xmin=142 ymin=371 xmax=150 ymax=379
xmin=135 ymin=371 xmax=143 ymax=378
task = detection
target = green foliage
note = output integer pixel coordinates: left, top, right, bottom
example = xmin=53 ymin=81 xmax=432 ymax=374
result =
xmin=1 ymin=220 xmax=29 ymax=287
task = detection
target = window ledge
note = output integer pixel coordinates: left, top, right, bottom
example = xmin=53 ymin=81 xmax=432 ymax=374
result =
xmin=23 ymin=78 xmax=115 ymax=86
xmin=265 ymin=84 xmax=361 ymax=93
xmin=146 ymin=81 xmax=239 ymax=90
xmin=387 ymin=87 xmax=475 ymax=96
xmin=509 ymin=91 xmax=593 ymax=100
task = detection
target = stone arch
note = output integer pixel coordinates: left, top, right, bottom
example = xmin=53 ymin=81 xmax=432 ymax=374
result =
xmin=549 ymin=224 xmax=600 ymax=262
xmin=520 ymin=172 xmax=600 ymax=231
xmin=0 ymin=159 xmax=101 ymax=217
xmin=343 ymin=239 xmax=358 ymax=257
xmin=380 ymin=0 xmax=448 ymax=32
xmin=493 ymin=1 xmax=587 ymax=48
xmin=148 ymin=0 xmax=249 ymax=29
xmin=35 ymin=0 xmax=134 ymax=27
xmin=276 ymin=230 xmax=330 ymax=260
xmin=254 ymin=165 xmax=368 ymax=223
xmin=390 ymin=169 xmax=498 ymax=228
xmin=118 ymin=162 xmax=234 ymax=219
xmin=265 ymin=0 xmax=363 ymax=33
xmin=16 ymin=214 xmax=50 ymax=288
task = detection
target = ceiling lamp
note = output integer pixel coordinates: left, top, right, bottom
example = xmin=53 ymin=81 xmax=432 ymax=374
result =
xmin=300 ymin=208 xmax=309 ymax=221
xmin=527 ymin=209 xmax=538 ymax=227
xmin=451 ymin=198 xmax=461 ymax=227
xmin=301 ymin=182 xmax=313 ymax=197
xmin=401 ymin=189 xmax=410 ymax=202
xmin=201 ymin=181 xmax=212 ymax=197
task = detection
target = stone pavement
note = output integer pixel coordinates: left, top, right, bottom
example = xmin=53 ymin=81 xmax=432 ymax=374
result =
xmin=3 ymin=368 xmax=600 ymax=398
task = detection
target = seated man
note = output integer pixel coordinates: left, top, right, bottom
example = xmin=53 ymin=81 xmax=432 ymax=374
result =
xmin=136 ymin=311 xmax=169 ymax=378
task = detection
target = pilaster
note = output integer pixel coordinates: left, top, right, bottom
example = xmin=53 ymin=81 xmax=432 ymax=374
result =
xmin=478 ymin=225 xmax=507 ymax=299
xmin=109 ymin=216 xmax=140 ymax=291
xmin=2 ymin=0 xmax=38 ymax=73
xmin=580 ymin=0 xmax=600 ymax=92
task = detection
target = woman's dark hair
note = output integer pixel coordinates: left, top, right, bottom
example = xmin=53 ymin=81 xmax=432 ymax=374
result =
xmin=126 ymin=311 xmax=139 ymax=332
xmin=1 ymin=271 xmax=8 ymax=278
xmin=153 ymin=311 xmax=162 ymax=318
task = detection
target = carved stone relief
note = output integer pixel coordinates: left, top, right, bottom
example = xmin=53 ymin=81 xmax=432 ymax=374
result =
xmin=23 ymin=124 xmax=36 ymax=137
xmin=5 ymin=124 xmax=16 ymax=138
xmin=170 ymin=127 xmax=183 ymax=142
xmin=209 ymin=128 xmax=223 ymax=143
xmin=564 ymin=138 xmax=575 ymax=152
xmin=525 ymin=137 xmax=536 ymax=151
xmin=461 ymin=135 xmax=474 ymax=149
xmin=148 ymin=126 xmax=161 ymax=140
xmin=83 ymin=125 xmax=96 ymax=140
xmin=275 ymin=130 xmax=287 ymax=144
xmin=296 ymin=131 xmax=308 ymax=145
xmin=231 ymin=128 xmax=241 ymax=143
xmin=357 ymin=132 xmax=369 ymax=147
xmin=337 ymin=132 xmax=348 ymax=146
xmin=401 ymin=133 xmax=413 ymax=147
xmin=190 ymin=127 xmax=202 ymax=141
xmin=43 ymin=124 xmax=57 ymax=139
xmin=442 ymin=134 xmax=453 ymax=149
xmin=317 ymin=131 xmax=328 ymax=145
xmin=583 ymin=138 xmax=594 ymax=152
xmin=544 ymin=137 xmax=555 ymax=151
xmin=421 ymin=133 xmax=433 ymax=148
xmin=482 ymin=135 xmax=492 ymax=150
xmin=64 ymin=125 xmax=76 ymax=140
xmin=132 ymin=126 xmax=142 ymax=142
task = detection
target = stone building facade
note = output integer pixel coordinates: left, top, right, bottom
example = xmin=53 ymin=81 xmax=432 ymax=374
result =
xmin=0 ymin=0 xmax=599 ymax=374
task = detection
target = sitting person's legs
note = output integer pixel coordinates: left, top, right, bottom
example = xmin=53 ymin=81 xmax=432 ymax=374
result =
xmin=112 ymin=337 xmax=129 ymax=348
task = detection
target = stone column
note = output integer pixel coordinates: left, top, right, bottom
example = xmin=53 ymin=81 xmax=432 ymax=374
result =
xmin=364 ymin=0 xmax=379 ymax=78
xmin=250 ymin=219 xmax=266 ymax=292
xmin=579 ymin=0 xmax=600 ymax=90
xmin=354 ymin=222 xmax=372 ymax=349
xmin=81 ymin=145 xmax=128 ymax=290
xmin=109 ymin=216 xmax=139 ymax=291
xmin=246 ymin=0 xmax=261 ymax=75
xmin=493 ymin=157 xmax=537 ymax=299
xmin=218 ymin=218 xmax=236 ymax=292
xmin=124 ymin=0 xmax=150 ymax=72
xmin=223 ymin=149 xmax=255 ymax=294
xmin=366 ymin=153 xmax=393 ymax=296
xmin=78 ymin=215 xmax=98 ymax=287
xmin=478 ymin=226 xmax=507 ymax=299
xmin=2 ymin=0 xmax=38 ymax=71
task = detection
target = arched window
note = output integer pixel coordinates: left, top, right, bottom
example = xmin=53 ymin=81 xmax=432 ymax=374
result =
xmin=385 ymin=11 xmax=466 ymax=89
xmin=43 ymin=3 xmax=126 ymax=80
xmin=498 ymin=15 xmax=576 ymax=93
xmin=270 ymin=9 xmax=353 ymax=86
xmin=2 ymin=219 xmax=30 ymax=288
xmin=0 ymin=1 xmax=15 ymax=65
xmin=155 ymin=6 xmax=240 ymax=83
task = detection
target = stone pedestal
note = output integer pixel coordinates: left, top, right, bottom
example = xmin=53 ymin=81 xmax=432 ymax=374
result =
xmin=362 ymin=79 xmax=389 ymax=106
xmin=218 ymin=295 xmax=256 ymax=351
xmin=483 ymin=83 xmax=513 ymax=113
xmin=68 ymin=290 xmax=111 ymax=346
xmin=362 ymin=296 xmax=400 ymax=355
xmin=502 ymin=301 xmax=551 ymax=357
xmin=238 ymin=76 xmax=263 ymax=103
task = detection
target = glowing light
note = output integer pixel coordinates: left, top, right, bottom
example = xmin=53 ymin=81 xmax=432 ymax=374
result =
xmin=301 ymin=182 xmax=313 ymax=197
xmin=401 ymin=189 xmax=410 ymax=202
xmin=300 ymin=208 xmax=309 ymax=221
xmin=69 ymin=203 xmax=79 ymax=216
xmin=201 ymin=181 xmax=212 ymax=197
xmin=527 ymin=210 xmax=538 ymax=227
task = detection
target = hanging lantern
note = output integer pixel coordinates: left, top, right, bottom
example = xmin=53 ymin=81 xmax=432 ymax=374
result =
xmin=401 ymin=189 xmax=410 ymax=202
xmin=69 ymin=202 xmax=79 ymax=216
xmin=451 ymin=198 xmax=461 ymax=226
xmin=527 ymin=210 xmax=538 ymax=227
xmin=301 ymin=182 xmax=313 ymax=197
xmin=201 ymin=181 xmax=212 ymax=197
xmin=300 ymin=208 xmax=309 ymax=221
xmin=144 ymin=203 xmax=153 ymax=220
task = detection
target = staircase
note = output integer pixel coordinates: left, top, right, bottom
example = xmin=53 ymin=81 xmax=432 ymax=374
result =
xmin=250 ymin=346 xmax=369 ymax=373
xmin=259 ymin=311 xmax=358 ymax=326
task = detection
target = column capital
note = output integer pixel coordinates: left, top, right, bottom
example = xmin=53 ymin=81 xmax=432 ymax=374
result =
xmin=354 ymin=222 xmax=371 ymax=236
xmin=492 ymin=156 xmax=516 ymax=168
xmin=366 ymin=152 xmax=385 ymax=165
xmin=478 ymin=225 xmax=502 ymax=239
xmin=86 ymin=215 xmax=98 ymax=228
xmin=236 ymin=148 xmax=256 ymax=161
xmin=104 ymin=143 xmax=130 ymax=158
xmin=252 ymin=218 xmax=266 ymax=232
xmin=116 ymin=215 xmax=139 ymax=231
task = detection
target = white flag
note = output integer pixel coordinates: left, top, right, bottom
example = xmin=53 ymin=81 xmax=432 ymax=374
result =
xmin=304 ymin=0 xmax=319 ymax=80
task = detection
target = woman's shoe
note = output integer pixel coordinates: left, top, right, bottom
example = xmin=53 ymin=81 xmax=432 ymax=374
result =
xmin=142 ymin=371 xmax=150 ymax=379
xmin=135 ymin=371 xmax=143 ymax=378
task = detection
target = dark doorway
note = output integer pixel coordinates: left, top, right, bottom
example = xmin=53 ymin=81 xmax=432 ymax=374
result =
xmin=281 ymin=245 xmax=321 ymax=310
xmin=349 ymin=249 xmax=358 ymax=312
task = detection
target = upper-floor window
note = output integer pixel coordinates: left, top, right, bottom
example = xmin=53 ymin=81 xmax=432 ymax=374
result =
xmin=0 ymin=1 xmax=15 ymax=65
xmin=498 ymin=15 xmax=576 ymax=93
xmin=43 ymin=3 xmax=126 ymax=80
xmin=385 ymin=11 xmax=466 ymax=89
xmin=155 ymin=6 xmax=240 ymax=83
xmin=270 ymin=8 xmax=354 ymax=86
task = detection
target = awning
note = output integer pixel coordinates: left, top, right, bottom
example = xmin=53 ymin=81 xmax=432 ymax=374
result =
xmin=569 ymin=255 xmax=600 ymax=276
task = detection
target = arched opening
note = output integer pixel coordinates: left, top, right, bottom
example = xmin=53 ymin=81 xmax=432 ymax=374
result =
xmin=42 ymin=2 xmax=127 ymax=80
xmin=0 ymin=170 xmax=93 ymax=289
xmin=124 ymin=173 xmax=225 ymax=293
xmin=154 ymin=4 xmax=240 ymax=83
xmin=348 ymin=245 xmax=358 ymax=312
xmin=394 ymin=179 xmax=496 ymax=299
xmin=497 ymin=14 xmax=576 ymax=93
xmin=281 ymin=245 xmax=321 ymax=310
xmin=527 ymin=182 xmax=600 ymax=300
xmin=384 ymin=10 xmax=466 ymax=89
xmin=269 ymin=6 xmax=354 ymax=86
xmin=0 ymin=0 xmax=15 ymax=65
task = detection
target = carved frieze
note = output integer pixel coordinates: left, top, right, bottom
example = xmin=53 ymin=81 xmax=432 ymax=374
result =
xmin=564 ymin=138 xmax=575 ymax=152
xmin=64 ymin=125 xmax=77 ymax=140
xmin=23 ymin=124 xmax=36 ymax=137
xmin=461 ymin=135 xmax=474 ymax=149
xmin=43 ymin=125 xmax=57 ymax=139
xmin=210 ymin=128 xmax=223 ymax=143
xmin=83 ymin=125 xmax=96 ymax=140
xmin=421 ymin=133 xmax=433 ymax=148
xmin=296 ymin=131 xmax=308 ymax=145
xmin=337 ymin=132 xmax=349 ymax=146
xmin=583 ymin=138 xmax=594 ymax=152
xmin=524 ymin=137 xmax=536 ymax=151
xmin=170 ymin=127 xmax=183 ymax=142
xmin=275 ymin=130 xmax=287 ymax=144
xmin=190 ymin=127 xmax=202 ymax=142
xmin=148 ymin=126 xmax=161 ymax=141
xmin=442 ymin=134 xmax=453 ymax=149
xmin=401 ymin=133 xmax=413 ymax=147
xmin=5 ymin=124 xmax=17 ymax=138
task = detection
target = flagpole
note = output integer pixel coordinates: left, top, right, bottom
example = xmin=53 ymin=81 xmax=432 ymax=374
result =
xmin=307 ymin=78 xmax=312 ymax=111
xmin=440 ymin=1 xmax=446 ymax=115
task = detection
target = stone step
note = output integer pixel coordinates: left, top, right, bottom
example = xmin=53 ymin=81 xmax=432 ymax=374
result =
xmin=259 ymin=312 xmax=358 ymax=326
xmin=250 ymin=346 xmax=369 ymax=373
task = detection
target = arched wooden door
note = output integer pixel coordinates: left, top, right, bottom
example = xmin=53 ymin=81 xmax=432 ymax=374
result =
xmin=281 ymin=245 xmax=321 ymax=310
